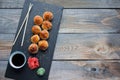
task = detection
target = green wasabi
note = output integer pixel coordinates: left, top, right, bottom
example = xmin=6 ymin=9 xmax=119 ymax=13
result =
xmin=37 ymin=67 xmax=45 ymax=76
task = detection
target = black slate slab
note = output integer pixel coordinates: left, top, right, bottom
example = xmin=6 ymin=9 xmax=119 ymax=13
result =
xmin=5 ymin=0 xmax=63 ymax=80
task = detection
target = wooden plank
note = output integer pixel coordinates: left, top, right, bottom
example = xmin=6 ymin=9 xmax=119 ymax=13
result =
xmin=0 ymin=0 xmax=44 ymax=8
xmin=0 ymin=0 xmax=120 ymax=8
xmin=60 ymin=9 xmax=120 ymax=33
xmin=0 ymin=41 xmax=12 ymax=60
xmin=49 ymin=61 xmax=120 ymax=80
xmin=0 ymin=0 xmax=24 ymax=9
xmin=0 ymin=9 xmax=21 ymax=34
xmin=53 ymin=34 xmax=120 ymax=60
xmin=1 ymin=9 xmax=120 ymax=34
xmin=0 ymin=34 xmax=14 ymax=41
xmin=45 ymin=0 xmax=120 ymax=8
xmin=0 ymin=50 xmax=11 ymax=60
xmin=0 ymin=61 xmax=120 ymax=80
xmin=1 ymin=34 xmax=120 ymax=60
xmin=0 ymin=40 xmax=12 ymax=61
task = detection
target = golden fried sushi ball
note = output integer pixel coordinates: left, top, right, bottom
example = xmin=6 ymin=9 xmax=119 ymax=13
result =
xmin=43 ymin=11 xmax=53 ymax=21
xmin=32 ymin=25 xmax=41 ymax=34
xmin=39 ymin=30 xmax=49 ymax=40
xmin=42 ymin=21 xmax=52 ymax=30
xmin=31 ymin=35 xmax=40 ymax=43
xmin=28 ymin=43 xmax=39 ymax=54
xmin=34 ymin=15 xmax=43 ymax=25
xmin=38 ymin=40 xmax=48 ymax=50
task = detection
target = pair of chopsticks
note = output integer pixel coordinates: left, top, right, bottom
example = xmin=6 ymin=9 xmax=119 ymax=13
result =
xmin=13 ymin=3 xmax=33 ymax=46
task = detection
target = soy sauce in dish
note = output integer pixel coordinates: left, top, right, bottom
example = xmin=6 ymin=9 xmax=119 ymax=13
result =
xmin=12 ymin=54 xmax=25 ymax=66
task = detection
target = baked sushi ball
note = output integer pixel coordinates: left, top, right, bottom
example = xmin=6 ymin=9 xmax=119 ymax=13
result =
xmin=42 ymin=21 xmax=52 ymax=30
xmin=32 ymin=25 xmax=41 ymax=34
xmin=38 ymin=40 xmax=48 ymax=50
xmin=31 ymin=35 xmax=40 ymax=43
xmin=34 ymin=15 xmax=43 ymax=25
xmin=43 ymin=11 xmax=53 ymax=21
xmin=39 ymin=30 xmax=49 ymax=40
xmin=28 ymin=43 xmax=39 ymax=54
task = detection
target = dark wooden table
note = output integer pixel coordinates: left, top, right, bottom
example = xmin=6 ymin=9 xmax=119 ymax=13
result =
xmin=0 ymin=0 xmax=120 ymax=80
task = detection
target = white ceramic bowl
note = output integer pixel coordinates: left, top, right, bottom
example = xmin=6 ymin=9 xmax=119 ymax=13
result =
xmin=9 ymin=51 xmax=26 ymax=69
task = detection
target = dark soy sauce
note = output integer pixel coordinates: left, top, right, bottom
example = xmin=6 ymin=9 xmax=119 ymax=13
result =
xmin=12 ymin=54 xmax=25 ymax=66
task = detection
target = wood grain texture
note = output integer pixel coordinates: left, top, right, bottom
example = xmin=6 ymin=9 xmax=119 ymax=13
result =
xmin=1 ymin=0 xmax=120 ymax=8
xmin=60 ymin=9 xmax=120 ymax=33
xmin=45 ymin=0 xmax=120 ymax=8
xmin=0 ymin=0 xmax=24 ymax=9
xmin=1 ymin=9 xmax=120 ymax=34
xmin=49 ymin=61 xmax=120 ymax=80
xmin=54 ymin=34 xmax=120 ymax=60
xmin=0 ymin=61 xmax=120 ymax=80
xmin=0 ymin=9 xmax=21 ymax=34
xmin=0 ymin=0 xmax=44 ymax=8
xmin=0 ymin=34 xmax=14 ymax=41
xmin=1 ymin=34 xmax=120 ymax=60
xmin=0 ymin=41 xmax=12 ymax=60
